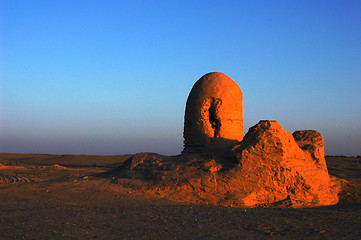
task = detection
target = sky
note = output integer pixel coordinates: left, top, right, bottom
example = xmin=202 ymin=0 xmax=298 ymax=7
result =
xmin=1 ymin=0 xmax=360 ymax=156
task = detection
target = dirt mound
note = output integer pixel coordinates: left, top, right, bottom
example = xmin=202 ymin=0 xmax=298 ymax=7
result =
xmin=110 ymin=120 xmax=340 ymax=207
xmin=0 ymin=163 xmax=25 ymax=170
xmin=230 ymin=120 xmax=339 ymax=206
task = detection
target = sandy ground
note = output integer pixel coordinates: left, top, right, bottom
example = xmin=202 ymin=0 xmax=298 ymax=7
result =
xmin=0 ymin=153 xmax=360 ymax=239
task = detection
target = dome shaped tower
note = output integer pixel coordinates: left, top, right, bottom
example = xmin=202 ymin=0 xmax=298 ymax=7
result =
xmin=183 ymin=72 xmax=244 ymax=153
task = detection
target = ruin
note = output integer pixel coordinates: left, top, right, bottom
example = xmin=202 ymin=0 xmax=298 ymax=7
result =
xmin=111 ymin=72 xmax=341 ymax=207
xmin=183 ymin=72 xmax=244 ymax=153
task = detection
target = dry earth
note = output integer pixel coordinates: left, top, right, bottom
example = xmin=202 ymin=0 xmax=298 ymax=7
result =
xmin=0 ymin=153 xmax=360 ymax=239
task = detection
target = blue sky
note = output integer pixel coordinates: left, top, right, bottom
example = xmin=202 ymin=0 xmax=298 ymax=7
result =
xmin=1 ymin=0 xmax=360 ymax=156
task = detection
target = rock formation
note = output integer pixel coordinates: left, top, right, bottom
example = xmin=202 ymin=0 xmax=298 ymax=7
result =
xmin=293 ymin=130 xmax=326 ymax=169
xmin=110 ymin=72 xmax=341 ymax=208
xmin=230 ymin=120 xmax=338 ymax=206
xmin=183 ymin=72 xmax=244 ymax=153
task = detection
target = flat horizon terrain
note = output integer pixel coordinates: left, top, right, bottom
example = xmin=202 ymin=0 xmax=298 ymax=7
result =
xmin=1 ymin=153 xmax=360 ymax=239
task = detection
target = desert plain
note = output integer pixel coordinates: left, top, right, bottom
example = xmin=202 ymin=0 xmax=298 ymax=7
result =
xmin=0 ymin=153 xmax=360 ymax=239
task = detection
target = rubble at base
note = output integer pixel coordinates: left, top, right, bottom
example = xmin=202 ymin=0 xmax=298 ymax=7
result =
xmin=111 ymin=120 xmax=340 ymax=208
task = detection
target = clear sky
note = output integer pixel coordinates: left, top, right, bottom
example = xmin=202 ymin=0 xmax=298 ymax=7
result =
xmin=1 ymin=0 xmax=360 ymax=156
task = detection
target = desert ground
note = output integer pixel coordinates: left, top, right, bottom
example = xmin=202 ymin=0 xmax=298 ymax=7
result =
xmin=0 ymin=153 xmax=360 ymax=239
